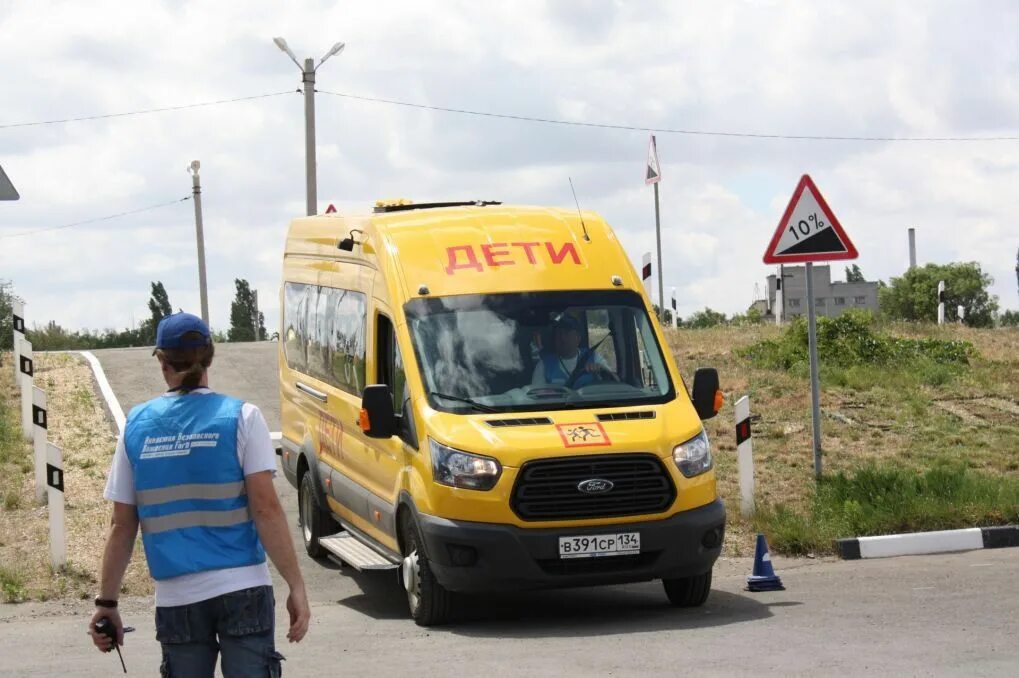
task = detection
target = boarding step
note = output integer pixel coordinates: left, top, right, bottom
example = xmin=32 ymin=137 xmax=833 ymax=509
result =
xmin=319 ymin=531 xmax=401 ymax=571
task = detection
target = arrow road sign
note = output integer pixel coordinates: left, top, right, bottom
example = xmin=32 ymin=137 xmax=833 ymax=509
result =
xmin=763 ymin=175 xmax=857 ymax=264
xmin=0 ymin=164 xmax=19 ymax=200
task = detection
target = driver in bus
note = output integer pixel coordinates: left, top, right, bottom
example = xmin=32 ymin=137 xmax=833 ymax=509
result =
xmin=530 ymin=314 xmax=616 ymax=387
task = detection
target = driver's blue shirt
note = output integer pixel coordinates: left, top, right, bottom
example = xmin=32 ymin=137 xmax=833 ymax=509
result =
xmin=531 ymin=350 xmax=609 ymax=387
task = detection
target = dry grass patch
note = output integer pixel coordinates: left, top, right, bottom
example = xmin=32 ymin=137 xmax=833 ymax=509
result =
xmin=0 ymin=352 xmax=151 ymax=602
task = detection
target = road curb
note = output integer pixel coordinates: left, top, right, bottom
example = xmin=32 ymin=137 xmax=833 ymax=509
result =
xmin=79 ymin=351 xmax=126 ymax=435
xmin=837 ymin=525 xmax=1019 ymax=560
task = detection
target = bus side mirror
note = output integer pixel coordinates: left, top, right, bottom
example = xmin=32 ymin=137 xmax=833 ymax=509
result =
xmin=360 ymin=385 xmax=396 ymax=438
xmin=691 ymin=367 xmax=722 ymax=420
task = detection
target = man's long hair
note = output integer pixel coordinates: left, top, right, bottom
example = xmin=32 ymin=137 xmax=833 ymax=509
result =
xmin=155 ymin=331 xmax=215 ymax=389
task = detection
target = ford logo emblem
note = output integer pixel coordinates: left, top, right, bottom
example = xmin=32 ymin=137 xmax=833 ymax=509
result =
xmin=577 ymin=478 xmax=614 ymax=494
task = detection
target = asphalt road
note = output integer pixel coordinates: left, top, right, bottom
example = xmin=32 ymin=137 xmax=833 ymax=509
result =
xmin=1 ymin=343 xmax=1016 ymax=676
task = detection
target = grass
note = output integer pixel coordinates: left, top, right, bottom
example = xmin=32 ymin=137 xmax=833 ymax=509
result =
xmin=667 ymin=319 xmax=1019 ymax=556
xmin=0 ymin=564 xmax=27 ymax=603
xmin=758 ymin=463 xmax=1019 ymax=555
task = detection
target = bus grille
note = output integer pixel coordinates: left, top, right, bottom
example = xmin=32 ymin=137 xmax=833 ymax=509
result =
xmin=511 ymin=454 xmax=676 ymax=521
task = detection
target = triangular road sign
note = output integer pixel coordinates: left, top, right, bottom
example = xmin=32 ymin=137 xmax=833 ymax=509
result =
xmin=763 ymin=175 xmax=857 ymax=264
xmin=645 ymin=135 xmax=661 ymax=185
xmin=0 ymin=164 xmax=19 ymax=201
xmin=324 ymin=203 xmax=337 ymax=214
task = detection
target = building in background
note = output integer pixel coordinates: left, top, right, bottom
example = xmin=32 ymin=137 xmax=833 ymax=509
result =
xmin=751 ymin=265 xmax=880 ymax=320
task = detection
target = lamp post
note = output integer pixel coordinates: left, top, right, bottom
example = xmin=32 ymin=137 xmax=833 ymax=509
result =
xmin=273 ymin=37 xmax=345 ymax=216
xmin=187 ymin=160 xmax=209 ymax=325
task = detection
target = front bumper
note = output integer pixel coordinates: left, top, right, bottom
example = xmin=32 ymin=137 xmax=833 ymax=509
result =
xmin=417 ymin=499 xmax=725 ymax=593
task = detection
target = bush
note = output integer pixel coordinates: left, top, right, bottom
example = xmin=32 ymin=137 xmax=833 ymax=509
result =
xmin=738 ymin=310 xmax=974 ymax=373
xmin=685 ymin=307 xmax=727 ymax=329
xmin=1000 ymin=310 xmax=1019 ymax=327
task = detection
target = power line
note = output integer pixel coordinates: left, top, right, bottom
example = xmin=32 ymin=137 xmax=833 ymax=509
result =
xmin=0 ymin=91 xmax=296 ymax=130
xmin=0 ymin=196 xmax=191 ymax=239
xmin=319 ymin=90 xmax=1019 ymax=142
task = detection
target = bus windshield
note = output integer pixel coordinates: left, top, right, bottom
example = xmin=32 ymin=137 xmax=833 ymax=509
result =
xmin=405 ymin=290 xmax=674 ymax=413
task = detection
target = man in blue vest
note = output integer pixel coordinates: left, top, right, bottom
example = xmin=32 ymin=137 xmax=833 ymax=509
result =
xmin=530 ymin=314 xmax=616 ymax=388
xmin=89 ymin=312 xmax=309 ymax=677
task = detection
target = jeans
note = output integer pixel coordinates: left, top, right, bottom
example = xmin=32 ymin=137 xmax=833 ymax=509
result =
xmin=155 ymin=585 xmax=285 ymax=677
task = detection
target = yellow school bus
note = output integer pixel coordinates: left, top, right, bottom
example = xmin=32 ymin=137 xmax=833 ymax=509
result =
xmin=278 ymin=200 xmax=725 ymax=625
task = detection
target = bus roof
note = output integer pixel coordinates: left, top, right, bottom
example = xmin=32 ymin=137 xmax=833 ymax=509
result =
xmin=284 ymin=204 xmax=644 ymax=300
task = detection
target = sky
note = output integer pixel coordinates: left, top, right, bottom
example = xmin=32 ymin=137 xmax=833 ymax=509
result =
xmin=1 ymin=0 xmax=1018 ymax=335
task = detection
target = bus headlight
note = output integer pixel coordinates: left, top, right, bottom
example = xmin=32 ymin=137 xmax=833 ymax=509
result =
xmin=429 ymin=438 xmax=502 ymax=491
xmin=672 ymin=430 xmax=712 ymax=478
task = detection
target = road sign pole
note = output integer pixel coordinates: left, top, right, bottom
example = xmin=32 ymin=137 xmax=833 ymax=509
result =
xmin=805 ymin=262 xmax=823 ymax=479
xmin=653 ymin=182 xmax=664 ymax=317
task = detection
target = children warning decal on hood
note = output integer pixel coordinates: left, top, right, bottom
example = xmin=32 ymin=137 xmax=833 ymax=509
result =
xmin=557 ymin=422 xmax=611 ymax=448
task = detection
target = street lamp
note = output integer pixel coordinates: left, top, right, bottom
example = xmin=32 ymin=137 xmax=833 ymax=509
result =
xmin=187 ymin=160 xmax=210 ymax=325
xmin=273 ymin=37 xmax=346 ymax=216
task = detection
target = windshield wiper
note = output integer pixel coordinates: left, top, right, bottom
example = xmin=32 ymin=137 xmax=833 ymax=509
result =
xmin=430 ymin=392 xmax=499 ymax=413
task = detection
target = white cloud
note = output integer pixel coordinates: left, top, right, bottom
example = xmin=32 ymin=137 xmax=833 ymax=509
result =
xmin=2 ymin=0 xmax=1018 ymax=341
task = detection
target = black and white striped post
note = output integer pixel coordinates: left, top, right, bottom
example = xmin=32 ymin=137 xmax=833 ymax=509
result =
xmin=937 ymin=280 xmax=946 ymax=325
xmin=18 ymin=336 xmax=33 ymax=440
xmin=735 ymin=395 xmax=755 ymax=518
xmin=32 ymin=386 xmax=48 ymax=505
xmin=12 ymin=300 xmax=25 ymax=384
xmin=46 ymin=442 xmax=65 ymax=568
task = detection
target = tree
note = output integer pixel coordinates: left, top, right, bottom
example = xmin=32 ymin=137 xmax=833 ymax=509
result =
xmin=1000 ymin=310 xmax=1019 ymax=327
xmin=845 ymin=264 xmax=865 ymax=283
xmin=0 ymin=280 xmax=23 ymax=351
xmin=229 ymin=279 xmax=266 ymax=342
xmin=686 ymin=307 xmax=727 ymax=329
xmin=651 ymin=305 xmax=674 ymax=326
xmin=879 ymin=262 xmax=999 ymax=328
xmin=144 ymin=281 xmax=172 ymax=343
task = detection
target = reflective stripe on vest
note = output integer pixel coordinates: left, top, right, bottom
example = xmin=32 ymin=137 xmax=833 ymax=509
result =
xmin=125 ymin=393 xmax=266 ymax=580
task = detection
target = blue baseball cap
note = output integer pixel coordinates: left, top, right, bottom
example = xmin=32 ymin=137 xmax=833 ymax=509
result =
xmin=553 ymin=314 xmax=582 ymax=332
xmin=154 ymin=312 xmax=212 ymax=352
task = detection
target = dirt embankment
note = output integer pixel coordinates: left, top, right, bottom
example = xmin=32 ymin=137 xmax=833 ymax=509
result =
xmin=0 ymin=353 xmax=151 ymax=603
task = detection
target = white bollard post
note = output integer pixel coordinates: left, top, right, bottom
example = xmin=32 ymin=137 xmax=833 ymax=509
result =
xmin=18 ymin=337 xmax=33 ymax=440
xmin=775 ymin=269 xmax=784 ymax=325
xmin=32 ymin=387 xmax=47 ymax=505
xmin=12 ymin=300 xmax=25 ymax=386
xmin=937 ymin=280 xmax=946 ymax=325
xmin=957 ymin=305 xmax=965 ymax=325
xmin=46 ymin=442 xmax=65 ymax=569
xmin=735 ymin=395 xmax=755 ymax=519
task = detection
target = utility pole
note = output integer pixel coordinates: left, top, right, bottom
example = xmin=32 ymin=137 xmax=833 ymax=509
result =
xmin=188 ymin=160 xmax=210 ymax=325
xmin=908 ymin=228 xmax=917 ymax=270
xmin=302 ymin=59 xmax=317 ymax=217
xmin=274 ymin=37 xmax=346 ymax=217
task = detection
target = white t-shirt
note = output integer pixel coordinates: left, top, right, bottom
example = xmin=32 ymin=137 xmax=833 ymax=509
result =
xmin=103 ymin=388 xmax=278 ymax=607
xmin=531 ymin=352 xmax=611 ymax=387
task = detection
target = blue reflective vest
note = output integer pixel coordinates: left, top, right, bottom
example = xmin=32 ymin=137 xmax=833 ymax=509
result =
xmin=124 ymin=393 xmax=265 ymax=581
xmin=541 ymin=350 xmax=595 ymax=388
